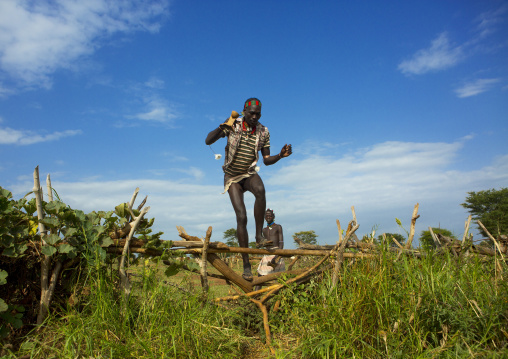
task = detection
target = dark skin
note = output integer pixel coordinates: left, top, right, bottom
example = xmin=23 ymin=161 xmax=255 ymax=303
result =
xmin=205 ymin=104 xmax=292 ymax=280
xmin=262 ymin=211 xmax=284 ymax=267
xmin=262 ymin=211 xmax=284 ymax=250
xmin=254 ymin=211 xmax=284 ymax=290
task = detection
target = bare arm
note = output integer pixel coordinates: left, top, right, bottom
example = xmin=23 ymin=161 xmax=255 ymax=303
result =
xmin=262 ymin=144 xmax=292 ymax=166
xmin=278 ymin=225 xmax=284 ymax=250
xmin=205 ymin=127 xmax=225 ymax=145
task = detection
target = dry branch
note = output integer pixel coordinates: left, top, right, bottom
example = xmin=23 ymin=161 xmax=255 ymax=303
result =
xmin=332 ymin=221 xmax=360 ymax=286
xmin=34 ymin=167 xmax=50 ymax=325
xmin=162 ymin=260 xmax=228 ymax=280
xmin=287 ymin=255 xmax=300 ymax=270
xmin=405 ymin=203 xmax=420 ymax=249
xmin=463 ymin=215 xmax=472 ymax=243
xmin=429 ymin=227 xmax=441 ymax=248
xmin=477 ymin=221 xmax=506 ymax=261
xmin=177 ymin=226 xmax=254 ymax=293
xmin=260 ymin=249 xmax=333 ymax=304
xmin=107 ymin=245 xmax=376 ymax=258
xmin=294 ymin=237 xmax=335 ymax=250
xmin=119 ymin=191 xmax=150 ymax=305
xmin=200 ymin=227 xmax=212 ymax=294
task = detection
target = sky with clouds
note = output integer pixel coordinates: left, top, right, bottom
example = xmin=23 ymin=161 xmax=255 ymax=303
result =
xmin=0 ymin=0 xmax=507 ymax=247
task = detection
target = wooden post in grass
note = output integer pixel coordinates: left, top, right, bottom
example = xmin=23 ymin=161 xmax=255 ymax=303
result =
xmin=200 ymin=227 xmax=212 ymax=295
xmin=405 ymin=203 xmax=420 ymax=249
xmin=34 ymin=167 xmax=49 ymax=325
xmin=429 ymin=227 xmax=441 ymax=248
xmin=332 ymin=218 xmax=359 ymax=287
xmin=461 ymin=215 xmax=472 ymax=256
xmin=119 ymin=188 xmax=150 ymax=306
xmin=331 ymin=218 xmax=344 ymax=286
xmin=477 ymin=221 xmax=506 ymax=262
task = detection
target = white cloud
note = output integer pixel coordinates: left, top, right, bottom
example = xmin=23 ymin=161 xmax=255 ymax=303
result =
xmin=454 ymin=78 xmax=501 ymax=98
xmin=0 ymin=83 xmax=16 ymax=97
xmin=9 ymin=139 xmax=508 ymax=247
xmin=144 ymin=77 xmax=165 ymax=89
xmin=173 ymin=167 xmax=205 ymax=181
xmin=128 ymin=98 xmax=178 ymax=124
xmin=399 ymin=6 xmax=506 ymax=78
xmin=474 ymin=5 xmax=507 ymax=38
xmin=162 ymin=152 xmax=189 ymax=162
xmin=124 ymin=78 xmax=179 ymax=125
xmin=398 ymin=33 xmax=463 ymax=75
xmin=0 ymin=127 xmax=82 ymax=145
xmin=0 ymin=0 xmax=169 ymax=88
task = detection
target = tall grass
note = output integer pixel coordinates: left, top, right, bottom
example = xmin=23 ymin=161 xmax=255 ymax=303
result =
xmin=270 ymin=251 xmax=508 ymax=358
xmin=8 ymin=250 xmax=508 ymax=358
xmin=13 ymin=263 xmax=254 ymax=359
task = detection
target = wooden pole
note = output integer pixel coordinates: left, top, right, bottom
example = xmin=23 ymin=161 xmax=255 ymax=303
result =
xmin=200 ymin=227 xmax=212 ymax=295
xmin=429 ymin=227 xmax=441 ymax=248
xmin=34 ymin=166 xmax=50 ymax=325
xmin=332 ymin=222 xmax=360 ymax=287
xmin=462 ymin=215 xmax=472 ymax=243
xmin=405 ymin=203 xmax=420 ymax=249
xmin=119 ymin=191 xmax=150 ymax=305
xmin=177 ymin=226 xmax=254 ymax=293
xmin=477 ymin=221 xmax=506 ymax=261
xmin=107 ymin=246 xmax=376 ymax=258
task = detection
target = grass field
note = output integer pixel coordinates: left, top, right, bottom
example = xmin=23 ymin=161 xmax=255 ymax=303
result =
xmin=3 ymin=251 xmax=508 ymax=358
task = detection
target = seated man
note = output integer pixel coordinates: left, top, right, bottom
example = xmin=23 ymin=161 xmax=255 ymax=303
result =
xmin=257 ymin=209 xmax=285 ymax=281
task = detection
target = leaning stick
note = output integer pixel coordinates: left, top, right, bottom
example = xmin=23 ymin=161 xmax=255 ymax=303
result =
xmin=389 ymin=234 xmax=404 ymax=249
xmin=332 ymin=222 xmax=360 ymax=286
xmin=249 ymin=298 xmax=273 ymax=352
xmin=200 ymin=227 xmax=212 ymax=295
xmin=477 ymin=221 xmax=505 ymax=261
xmin=119 ymin=205 xmax=150 ymax=302
xmin=46 ymin=174 xmax=53 ymax=202
xmin=34 ymin=167 xmax=49 ymax=325
xmin=287 ymin=255 xmax=300 ymax=270
xmin=215 ymin=284 xmax=282 ymax=302
xmin=260 ymin=248 xmax=333 ymax=304
xmin=163 ymin=260 xmax=228 ymax=280
xmin=128 ymin=187 xmax=139 ymax=211
xmin=462 ymin=215 xmax=472 ymax=243
xmin=252 ymin=266 xmax=323 ymax=285
xmin=332 ymin=219 xmax=343 ymax=285
xmin=177 ymin=226 xmax=253 ymax=292
xmin=429 ymin=227 xmax=441 ymax=248
xmin=405 ymin=203 xmax=420 ymax=249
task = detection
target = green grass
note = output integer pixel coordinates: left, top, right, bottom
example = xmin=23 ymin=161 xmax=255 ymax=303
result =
xmin=11 ymin=261 xmax=257 ymax=358
xmin=5 ymin=252 xmax=508 ymax=358
xmin=268 ymin=252 xmax=508 ymax=358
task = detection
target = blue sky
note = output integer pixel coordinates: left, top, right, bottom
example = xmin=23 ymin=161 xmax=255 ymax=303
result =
xmin=1 ymin=0 xmax=507 ymax=247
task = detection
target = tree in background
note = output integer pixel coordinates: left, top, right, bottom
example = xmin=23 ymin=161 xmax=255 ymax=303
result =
xmin=461 ymin=188 xmax=508 ymax=237
xmin=293 ymin=230 xmax=318 ymax=246
xmin=419 ymin=228 xmax=456 ymax=249
xmin=223 ymin=228 xmax=238 ymax=247
xmin=375 ymin=233 xmax=406 ymax=247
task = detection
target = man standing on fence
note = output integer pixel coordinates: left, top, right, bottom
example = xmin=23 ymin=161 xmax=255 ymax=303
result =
xmin=205 ymin=98 xmax=292 ymax=281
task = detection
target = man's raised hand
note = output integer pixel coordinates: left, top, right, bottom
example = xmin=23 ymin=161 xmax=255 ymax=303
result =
xmin=280 ymin=144 xmax=292 ymax=158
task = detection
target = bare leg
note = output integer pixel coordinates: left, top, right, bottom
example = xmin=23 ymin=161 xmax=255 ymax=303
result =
xmin=228 ymin=183 xmax=252 ymax=280
xmin=244 ymin=174 xmax=266 ymax=243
